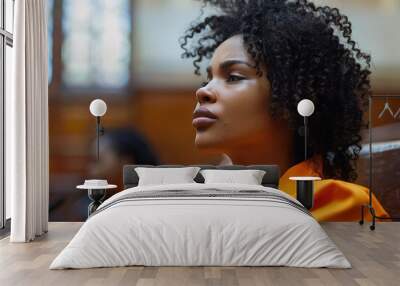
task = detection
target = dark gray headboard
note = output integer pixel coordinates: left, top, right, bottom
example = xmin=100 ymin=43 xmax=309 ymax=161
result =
xmin=123 ymin=164 xmax=280 ymax=189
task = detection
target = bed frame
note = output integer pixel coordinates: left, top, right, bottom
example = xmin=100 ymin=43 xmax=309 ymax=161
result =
xmin=123 ymin=164 xmax=280 ymax=189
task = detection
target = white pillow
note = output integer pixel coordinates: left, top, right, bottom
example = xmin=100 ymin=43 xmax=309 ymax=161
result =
xmin=135 ymin=167 xmax=201 ymax=186
xmin=200 ymin=169 xmax=266 ymax=185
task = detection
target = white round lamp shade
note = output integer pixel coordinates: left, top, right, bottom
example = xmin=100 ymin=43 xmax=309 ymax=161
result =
xmin=297 ymin=99 xmax=315 ymax=117
xmin=89 ymin=99 xmax=107 ymax=117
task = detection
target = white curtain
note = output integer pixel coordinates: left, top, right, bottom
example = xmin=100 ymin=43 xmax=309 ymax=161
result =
xmin=6 ymin=0 xmax=49 ymax=242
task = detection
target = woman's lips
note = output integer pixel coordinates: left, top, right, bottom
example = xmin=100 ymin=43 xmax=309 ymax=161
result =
xmin=192 ymin=107 xmax=218 ymax=130
xmin=192 ymin=117 xmax=217 ymax=130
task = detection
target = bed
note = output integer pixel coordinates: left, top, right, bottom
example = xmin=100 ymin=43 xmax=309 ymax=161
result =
xmin=50 ymin=164 xmax=350 ymax=269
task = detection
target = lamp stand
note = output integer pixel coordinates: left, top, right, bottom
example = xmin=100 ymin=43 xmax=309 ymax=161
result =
xmin=96 ymin=117 xmax=100 ymax=161
xmin=95 ymin=116 xmax=105 ymax=161
xmin=359 ymin=95 xmax=400 ymax=230
xmin=304 ymin=116 xmax=308 ymax=161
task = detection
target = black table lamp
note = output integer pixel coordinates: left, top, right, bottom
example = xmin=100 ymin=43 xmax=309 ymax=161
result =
xmin=297 ymin=99 xmax=315 ymax=160
xmin=292 ymin=99 xmax=320 ymax=210
xmin=80 ymin=99 xmax=110 ymax=217
xmin=89 ymin=99 xmax=107 ymax=161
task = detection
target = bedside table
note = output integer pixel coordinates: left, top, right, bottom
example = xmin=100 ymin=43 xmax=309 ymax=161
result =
xmin=289 ymin=176 xmax=321 ymax=210
xmin=77 ymin=180 xmax=117 ymax=217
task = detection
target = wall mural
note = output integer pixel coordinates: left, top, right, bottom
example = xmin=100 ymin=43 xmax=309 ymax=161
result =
xmin=47 ymin=0 xmax=399 ymax=223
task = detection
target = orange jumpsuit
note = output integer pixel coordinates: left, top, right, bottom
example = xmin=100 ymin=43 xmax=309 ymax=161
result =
xmin=279 ymin=159 xmax=389 ymax=221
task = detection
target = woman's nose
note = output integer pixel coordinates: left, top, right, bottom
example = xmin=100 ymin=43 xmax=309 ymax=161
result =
xmin=195 ymin=85 xmax=217 ymax=104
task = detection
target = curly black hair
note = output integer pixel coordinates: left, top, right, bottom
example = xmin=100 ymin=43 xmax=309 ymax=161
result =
xmin=180 ymin=0 xmax=371 ymax=182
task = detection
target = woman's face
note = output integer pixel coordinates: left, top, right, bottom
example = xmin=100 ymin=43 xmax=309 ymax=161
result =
xmin=192 ymin=34 xmax=273 ymax=152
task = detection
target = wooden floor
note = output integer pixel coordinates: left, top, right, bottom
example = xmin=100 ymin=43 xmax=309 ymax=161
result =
xmin=0 ymin=222 xmax=399 ymax=286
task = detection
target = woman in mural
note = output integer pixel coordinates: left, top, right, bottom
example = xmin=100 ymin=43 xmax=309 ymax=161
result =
xmin=180 ymin=0 xmax=388 ymax=221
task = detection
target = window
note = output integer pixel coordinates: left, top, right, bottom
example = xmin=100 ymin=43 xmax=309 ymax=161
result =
xmin=1 ymin=0 xmax=14 ymax=229
xmin=49 ymin=0 xmax=132 ymax=93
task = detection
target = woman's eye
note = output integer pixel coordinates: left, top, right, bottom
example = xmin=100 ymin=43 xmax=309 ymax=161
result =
xmin=227 ymin=75 xmax=245 ymax=83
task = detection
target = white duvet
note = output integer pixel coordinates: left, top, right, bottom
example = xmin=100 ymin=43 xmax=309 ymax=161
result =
xmin=50 ymin=183 xmax=351 ymax=269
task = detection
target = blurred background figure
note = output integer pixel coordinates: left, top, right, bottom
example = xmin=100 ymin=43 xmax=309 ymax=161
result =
xmin=88 ymin=128 xmax=160 ymax=192
xmin=50 ymin=128 xmax=160 ymax=221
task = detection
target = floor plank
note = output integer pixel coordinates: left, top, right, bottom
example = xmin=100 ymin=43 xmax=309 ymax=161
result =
xmin=0 ymin=222 xmax=399 ymax=286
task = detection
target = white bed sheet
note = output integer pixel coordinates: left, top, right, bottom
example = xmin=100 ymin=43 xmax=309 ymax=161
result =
xmin=50 ymin=183 xmax=351 ymax=269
